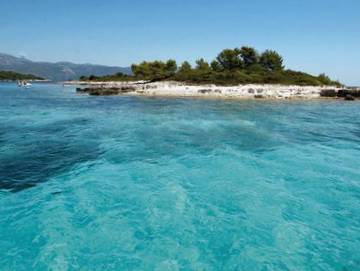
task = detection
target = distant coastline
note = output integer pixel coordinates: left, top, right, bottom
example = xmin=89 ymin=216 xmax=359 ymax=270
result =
xmin=0 ymin=70 xmax=44 ymax=81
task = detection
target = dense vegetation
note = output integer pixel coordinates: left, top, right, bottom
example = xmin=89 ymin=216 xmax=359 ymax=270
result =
xmin=80 ymin=46 xmax=341 ymax=86
xmin=0 ymin=70 xmax=43 ymax=81
xmin=79 ymin=72 xmax=134 ymax=82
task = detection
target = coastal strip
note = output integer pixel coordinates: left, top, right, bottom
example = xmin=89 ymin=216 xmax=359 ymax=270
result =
xmin=67 ymin=81 xmax=360 ymax=100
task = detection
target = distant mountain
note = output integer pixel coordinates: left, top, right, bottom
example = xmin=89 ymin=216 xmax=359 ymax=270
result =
xmin=0 ymin=53 xmax=131 ymax=81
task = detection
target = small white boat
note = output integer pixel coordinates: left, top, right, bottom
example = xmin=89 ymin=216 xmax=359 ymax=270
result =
xmin=17 ymin=81 xmax=32 ymax=88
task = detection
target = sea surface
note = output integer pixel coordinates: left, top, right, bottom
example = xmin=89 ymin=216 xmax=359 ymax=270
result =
xmin=0 ymin=83 xmax=359 ymax=271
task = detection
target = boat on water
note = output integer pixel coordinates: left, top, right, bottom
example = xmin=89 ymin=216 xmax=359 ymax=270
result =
xmin=17 ymin=80 xmax=32 ymax=88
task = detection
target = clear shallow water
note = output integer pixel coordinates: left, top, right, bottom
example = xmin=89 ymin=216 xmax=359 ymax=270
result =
xmin=0 ymin=83 xmax=359 ymax=270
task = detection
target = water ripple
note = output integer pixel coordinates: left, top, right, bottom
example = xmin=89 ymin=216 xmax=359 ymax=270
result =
xmin=0 ymin=84 xmax=359 ymax=270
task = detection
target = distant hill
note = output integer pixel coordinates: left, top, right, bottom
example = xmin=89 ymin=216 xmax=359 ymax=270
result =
xmin=0 ymin=53 xmax=131 ymax=81
xmin=0 ymin=70 xmax=44 ymax=81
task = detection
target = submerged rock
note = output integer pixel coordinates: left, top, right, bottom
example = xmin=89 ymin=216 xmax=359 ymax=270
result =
xmin=345 ymin=94 xmax=355 ymax=101
xmin=76 ymin=86 xmax=136 ymax=96
xmin=90 ymin=88 xmax=120 ymax=96
xmin=320 ymin=88 xmax=360 ymax=99
xmin=76 ymin=87 xmax=88 ymax=93
xmin=254 ymin=95 xmax=264 ymax=99
xmin=337 ymin=89 xmax=360 ymax=98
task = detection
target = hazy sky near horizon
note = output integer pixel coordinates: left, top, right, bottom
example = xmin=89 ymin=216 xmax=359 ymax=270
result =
xmin=0 ymin=0 xmax=359 ymax=85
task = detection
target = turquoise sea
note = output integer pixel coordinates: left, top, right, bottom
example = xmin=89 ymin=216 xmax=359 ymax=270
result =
xmin=0 ymin=83 xmax=359 ymax=270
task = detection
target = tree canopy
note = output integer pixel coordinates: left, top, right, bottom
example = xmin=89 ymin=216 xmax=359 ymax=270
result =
xmin=216 ymin=48 xmax=243 ymax=70
xmin=131 ymin=60 xmax=177 ymax=80
xmin=80 ymin=45 xmax=340 ymax=86
xmin=195 ymin=58 xmax=210 ymax=71
xmin=240 ymin=46 xmax=259 ymax=67
xmin=259 ymin=50 xmax=284 ymax=71
xmin=179 ymin=61 xmax=192 ymax=73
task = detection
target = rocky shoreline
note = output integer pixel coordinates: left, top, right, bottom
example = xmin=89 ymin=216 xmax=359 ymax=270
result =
xmin=66 ymin=81 xmax=360 ymax=100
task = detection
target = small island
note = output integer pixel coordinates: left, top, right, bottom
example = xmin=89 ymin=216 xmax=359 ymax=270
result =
xmin=71 ymin=46 xmax=359 ymax=99
xmin=0 ymin=70 xmax=44 ymax=81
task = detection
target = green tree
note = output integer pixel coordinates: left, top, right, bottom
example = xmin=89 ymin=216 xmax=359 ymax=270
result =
xmin=318 ymin=73 xmax=332 ymax=85
xmin=210 ymin=60 xmax=222 ymax=72
xmin=131 ymin=60 xmax=177 ymax=80
xmin=115 ymin=72 xmax=125 ymax=77
xmin=178 ymin=61 xmax=192 ymax=73
xmin=131 ymin=62 xmax=147 ymax=78
xmin=259 ymin=50 xmax=284 ymax=71
xmin=176 ymin=61 xmax=193 ymax=81
xmin=150 ymin=61 xmax=167 ymax=79
xmin=240 ymin=46 xmax=259 ymax=67
xmin=195 ymin=58 xmax=210 ymax=71
xmin=165 ymin=59 xmax=177 ymax=77
xmin=216 ymin=48 xmax=243 ymax=70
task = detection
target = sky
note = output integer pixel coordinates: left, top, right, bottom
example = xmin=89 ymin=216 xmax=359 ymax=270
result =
xmin=0 ymin=0 xmax=359 ymax=85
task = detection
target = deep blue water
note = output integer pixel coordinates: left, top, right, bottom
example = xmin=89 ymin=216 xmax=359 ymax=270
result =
xmin=0 ymin=83 xmax=359 ymax=270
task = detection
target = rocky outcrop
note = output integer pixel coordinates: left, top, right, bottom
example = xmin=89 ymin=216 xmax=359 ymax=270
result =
xmin=76 ymin=86 xmax=136 ymax=96
xmin=337 ymin=89 xmax=360 ymax=98
xmin=320 ymin=89 xmax=337 ymax=97
xmin=320 ymin=88 xmax=360 ymax=100
xmin=345 ymin=94 xmax=355 ymax=101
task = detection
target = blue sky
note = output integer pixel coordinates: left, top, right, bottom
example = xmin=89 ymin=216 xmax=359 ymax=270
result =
xmin=1 ymin=0 xmax=359 ymax=85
